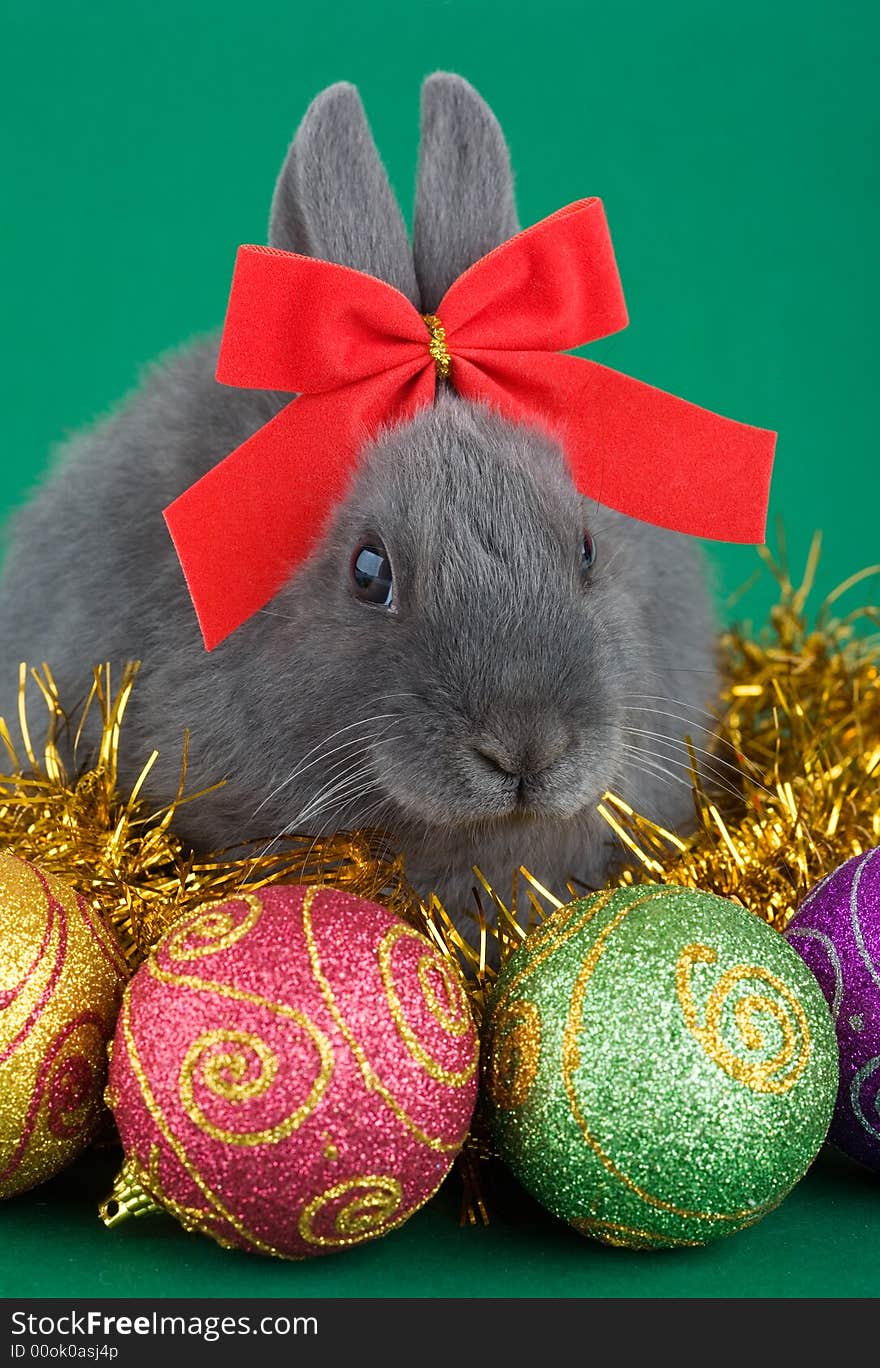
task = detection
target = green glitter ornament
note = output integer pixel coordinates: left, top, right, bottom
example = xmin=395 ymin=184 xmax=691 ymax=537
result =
xmin=482 ymin=884 xmax=838 ymax=1249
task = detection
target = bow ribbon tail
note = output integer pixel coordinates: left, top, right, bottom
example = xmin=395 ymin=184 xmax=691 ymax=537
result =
xmin=453 ymin=351 xmax=777 ymax=543
xmin=164 ymin=363 xmax=433 ymax=650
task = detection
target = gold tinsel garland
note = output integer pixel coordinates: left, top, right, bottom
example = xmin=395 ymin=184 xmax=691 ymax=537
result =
xmin=0 ymin=662 xmax=422 ymax=972
xmin=2 ymin=535 xmax=878 ymax=981
xmin=1 ymin=536 xmax=878 ymax=1226
xmin=598 ymin=534 xmax=880 ymax=932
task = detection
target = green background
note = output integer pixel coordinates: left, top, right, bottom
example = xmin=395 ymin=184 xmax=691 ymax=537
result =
xmin=2 ymin=0 xmax=878 ymax=1299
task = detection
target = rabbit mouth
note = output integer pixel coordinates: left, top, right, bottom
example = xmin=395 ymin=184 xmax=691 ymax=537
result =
xmin=368 ymin=722 xmax=616 ymax=832
xmin=502 ymin=770 xmax=592 ymax=821
xmin=381 ymin=765 xmax=604 ymax=831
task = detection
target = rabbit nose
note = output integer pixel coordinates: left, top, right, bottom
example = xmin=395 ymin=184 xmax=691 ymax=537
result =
xmin=473 ymin=724 xmax=571 ymax=780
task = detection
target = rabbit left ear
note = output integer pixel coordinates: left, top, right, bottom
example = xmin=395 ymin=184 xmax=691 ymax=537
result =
xmin=413 ymin=73 xmax=520 ymax=312
xmin=269 ymin=82 xmax=419 ymax=306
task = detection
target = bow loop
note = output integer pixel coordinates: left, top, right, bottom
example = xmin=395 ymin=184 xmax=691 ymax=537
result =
xmin=438 ymin=199 xmax=628 ymax=352
xmin=165 ymin=199 xmax=777 ymax=650
xmin=216 ymin=246 xmax=429 ymax=395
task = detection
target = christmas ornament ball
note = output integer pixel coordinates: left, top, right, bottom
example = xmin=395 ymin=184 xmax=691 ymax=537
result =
xmin=105 ymin=884 xmax=478 ymax=1258
xmin=785 ymin=847 xmax=880 ymax=1172
xmin=0 ymin=851 xmax=128 ymax=1198
xmin=482 ymin=883 xmax=837 ymax=1249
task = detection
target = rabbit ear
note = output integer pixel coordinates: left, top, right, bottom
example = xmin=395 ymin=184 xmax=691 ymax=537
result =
xmin=413 ymin=74 xmax=519 ymax=312
xmin=269 ymin=82 xmax=419 ymax=305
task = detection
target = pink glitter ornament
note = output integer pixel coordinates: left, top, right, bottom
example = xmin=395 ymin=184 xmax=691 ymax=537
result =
xmin=103 ymin=885 xmax=478 ymax=1258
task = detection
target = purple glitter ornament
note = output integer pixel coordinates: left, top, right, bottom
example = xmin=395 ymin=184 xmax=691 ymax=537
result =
xmin=785 ymin=847 xmax=880 ymax=1173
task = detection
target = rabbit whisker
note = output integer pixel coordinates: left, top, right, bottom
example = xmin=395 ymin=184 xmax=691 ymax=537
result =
xmin=623 ymin=738 xmax=751 ymax=800
xmin=620 ymin=741 xmax=744 ymax=803
xmin=256 ymin=609 xmax=303 ymax=623
xmin=249 ymin=701 xmax=421 ymax=820
xmin=295 ymin=765 xmax=381 ymax=826
xmin=250 ymin=714 xmax=390 ymax=819
xmin=618 ymin=746 xmax=692 ymax=793
xmin=622 ymin=725 xmax=771 ymax=798
xmin=302 ymin=751 xmax=415 ymax=834
xmin=251 ymin=735 xmax=379 ymax=820
xmin=252 ymin=753 xmax=387 ymax=862
xmin=621 ymin=704 xmax=720 ymax=745
xmin=290 ymin=758 xmax=413 ymax=872
xmin=291 ymin=753 xmax=380 ymax=819
xmin=287 ymin=741 xmax=411 ymax=832
xmin=622 ymin=694 xmax=723 ymax=726
xmin=623 ymin=698 xmax=766 ymax=773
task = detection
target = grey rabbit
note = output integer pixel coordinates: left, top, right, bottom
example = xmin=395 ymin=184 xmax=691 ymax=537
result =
xmin=0 ymin=74 xmax=719 ymax=917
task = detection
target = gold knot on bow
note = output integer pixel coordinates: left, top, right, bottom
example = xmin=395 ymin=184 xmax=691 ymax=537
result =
xmin=421 ymin=313 xmax=451 ymax=381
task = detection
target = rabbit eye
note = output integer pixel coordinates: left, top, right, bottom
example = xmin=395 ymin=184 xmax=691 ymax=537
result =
xmin=581 ymin=531 xmax=597 ymax=574
xmin=351 ymin=538 xmax=394 ymax=608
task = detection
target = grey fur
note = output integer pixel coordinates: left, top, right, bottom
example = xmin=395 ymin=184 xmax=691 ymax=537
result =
xmin=413 ymin=73 xmax=519 ymax=311
xmin=270 ymin=82 xmax=419 ymax=305
xmin=0 ymin=75 xmax=718 ymax=919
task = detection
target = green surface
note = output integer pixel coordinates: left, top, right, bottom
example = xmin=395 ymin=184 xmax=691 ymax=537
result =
xmin=2 ymin=0 xmax=878 ymax=1299
xmin=1 ymin=1146 xmax=878 ymax=1298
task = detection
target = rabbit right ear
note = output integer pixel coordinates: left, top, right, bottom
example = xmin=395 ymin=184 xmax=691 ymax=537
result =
xmin=413 ymin=74 xmax=520 ymax=312
xmin=269 ymin=83 xmax=419 ymax=306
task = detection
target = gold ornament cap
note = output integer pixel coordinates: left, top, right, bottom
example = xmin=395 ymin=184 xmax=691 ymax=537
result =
xmin=99 ymin=1157 xmax=163 ymax=1228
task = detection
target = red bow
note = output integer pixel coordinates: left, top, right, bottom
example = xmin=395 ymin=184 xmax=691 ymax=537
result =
xmin=164 ymin=198 xmax=776 ymax=650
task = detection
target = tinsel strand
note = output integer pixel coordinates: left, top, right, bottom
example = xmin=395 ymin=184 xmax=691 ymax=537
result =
xmin=2 ymin=536 xmax=878 ymax=1223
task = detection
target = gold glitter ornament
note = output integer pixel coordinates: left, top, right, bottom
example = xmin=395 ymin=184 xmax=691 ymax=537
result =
xmin=0 ymin=851 xmax=127 ymax=1198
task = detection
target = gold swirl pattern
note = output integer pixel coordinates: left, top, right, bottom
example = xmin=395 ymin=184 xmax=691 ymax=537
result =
xmin=138 ymin=1144 xmax=239 ymax=1249
xmin=297 ymin=1175 xmax=405 ymax=1247
xmin=178 ymin=1027 xmax=332 ymax=1146
xmin=301 ymin=889 xmax=467 ymax=1153
xmin=417 ymin=955 xmax=471 ymax=1037
xmin=492 ymin=891 xmax=615 ymax=1016
xmin=676 ymin=944 xmax=811 ymax=1094
xmin=143 ymin=963 xmax=334 ymax=1147
xmin=164 ymin=895 xmax=263 ymax=962
xmin=560 ymin=888 xmax=779 ymax=1225
xmin=378 ymin=924 xmax=477 ymax=1086
xmin=571 ymin=1216 xmax=708 ymax=1249
xmin=119 ymin=988 xmax=285 ymax=1258
xmin=485 ymin=999 xmax=541 ymax=1109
